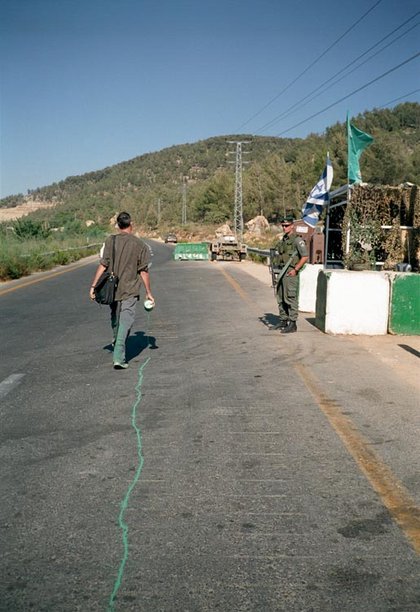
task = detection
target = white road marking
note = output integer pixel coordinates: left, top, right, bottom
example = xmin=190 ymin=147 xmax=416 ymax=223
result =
xmin=0 ymin=374 xmax=25 ymax=400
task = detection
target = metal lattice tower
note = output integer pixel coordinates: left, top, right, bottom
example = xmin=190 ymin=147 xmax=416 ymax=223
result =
xmin=157 ymin=198 xmax=161 ymax=224
xmin=228 ymin=141 xmax=250 ymax=240
xmin=181 ymin=177 xmax=187 ymax=225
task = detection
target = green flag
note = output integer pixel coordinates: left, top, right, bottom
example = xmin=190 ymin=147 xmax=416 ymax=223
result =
xmin=347 ymin=113 xmax=373 ymax=184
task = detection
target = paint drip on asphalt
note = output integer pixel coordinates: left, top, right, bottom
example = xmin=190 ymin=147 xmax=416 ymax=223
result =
xmin=108 ymin=312 xmax=152 ymax=611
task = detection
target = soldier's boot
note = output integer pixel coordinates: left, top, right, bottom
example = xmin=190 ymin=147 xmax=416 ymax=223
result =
xmin=281 ymin=320 xmax=297 ymax=334
xmin=275 ymin=319 xmax=288 ymax=330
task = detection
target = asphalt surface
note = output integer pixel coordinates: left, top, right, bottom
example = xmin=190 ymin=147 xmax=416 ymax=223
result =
xmin=0 ymin=241 xmax=419 ymax=612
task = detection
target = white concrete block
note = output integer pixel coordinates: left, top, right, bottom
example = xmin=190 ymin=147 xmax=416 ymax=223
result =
xmin=299 ymin=264 xmax=323 ymax=312
xmin=321 ymin=271 xmax=390 ymax=335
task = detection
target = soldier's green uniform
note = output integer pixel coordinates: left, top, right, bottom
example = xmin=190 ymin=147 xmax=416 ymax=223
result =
xmin=273 ymin=231 xmax=307 ymax=325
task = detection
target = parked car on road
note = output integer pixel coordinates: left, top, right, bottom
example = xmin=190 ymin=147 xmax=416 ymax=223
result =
xmin=164 ymin=233 xmax=178 ymax=243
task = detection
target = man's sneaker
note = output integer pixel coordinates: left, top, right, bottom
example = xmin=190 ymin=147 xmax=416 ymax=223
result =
xmin=113 ymin=361 xmax=129 ymax=369
xmin=281 ymin=321 xmax=297 ymax=334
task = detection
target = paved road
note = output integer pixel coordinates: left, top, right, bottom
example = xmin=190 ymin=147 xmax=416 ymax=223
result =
xmin=0 ymin=241 xmax=419 ymax=611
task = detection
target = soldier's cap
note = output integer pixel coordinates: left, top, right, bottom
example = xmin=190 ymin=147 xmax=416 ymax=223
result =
xmin=281 ymin=214 xmax=295 ymax=225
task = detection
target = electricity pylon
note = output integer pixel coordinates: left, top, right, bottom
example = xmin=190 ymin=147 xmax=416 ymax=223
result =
xmin=228 ymin=140 xmax=250 ymax=241
xmin=181 ymin=177 xmax=187 ymax=225
xmin=157 ymin=198 xmax=161 ymax=225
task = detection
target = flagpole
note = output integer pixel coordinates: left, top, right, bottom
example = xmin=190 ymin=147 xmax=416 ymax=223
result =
xmin=346 ymin=111 xmax=350 ymax=185
xmin=345 ymin=113 xmax=351 ymax=267
xmin=324 ymin=151 xmax=330 ymax=269
xmin=345 ymin=184 xmax=352 ymax=260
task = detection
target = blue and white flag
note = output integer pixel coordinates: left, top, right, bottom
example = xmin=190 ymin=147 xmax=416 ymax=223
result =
xmin=301 ymin=155 xmax=333 ymax=227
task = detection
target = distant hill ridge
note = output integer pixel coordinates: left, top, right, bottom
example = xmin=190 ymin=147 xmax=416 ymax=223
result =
xmin=2 ymin=103 xmax=419 ymax=228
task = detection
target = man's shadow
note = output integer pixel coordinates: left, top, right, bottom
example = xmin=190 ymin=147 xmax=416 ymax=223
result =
xmin=104 ymin=331 xmax=158 ymax=360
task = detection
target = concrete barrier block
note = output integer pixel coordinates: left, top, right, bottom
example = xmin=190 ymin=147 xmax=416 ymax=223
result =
xmin=316 ymin=270 xmax=390 ymax=335
xmin=299 ymin=264 xmax=323 ymax=313
xmin=388 ymin=273 xmax=420 ymax=335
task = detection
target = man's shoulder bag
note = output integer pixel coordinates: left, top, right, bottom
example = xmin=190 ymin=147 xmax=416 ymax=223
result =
xmin=94 ymin=235 xmax=119 ymax=305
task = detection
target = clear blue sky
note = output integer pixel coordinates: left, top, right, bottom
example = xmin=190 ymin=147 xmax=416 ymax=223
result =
xmin=1 ymin=0 xmax=419 ymax=197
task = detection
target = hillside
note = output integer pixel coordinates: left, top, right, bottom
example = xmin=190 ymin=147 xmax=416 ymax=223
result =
xmin=1 ymin=103 xmax=419 ymax=229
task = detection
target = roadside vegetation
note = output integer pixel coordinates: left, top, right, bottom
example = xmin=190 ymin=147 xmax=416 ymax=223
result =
xmin=0 ymin=216 xmax=106 ymax=280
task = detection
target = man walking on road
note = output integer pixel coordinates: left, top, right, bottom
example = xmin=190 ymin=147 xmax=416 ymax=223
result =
xmin=89 ymin=212 xmax=154 ymax=369
xmin=273 ymin=215 xmax=308 ymax=334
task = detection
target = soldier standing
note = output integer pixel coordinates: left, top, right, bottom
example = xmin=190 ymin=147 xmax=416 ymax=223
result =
xmin=273 ymin=215 xmax=308 ymax=333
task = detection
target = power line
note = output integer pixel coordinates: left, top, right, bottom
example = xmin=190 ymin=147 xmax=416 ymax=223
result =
xmin=274 ymin=51 xmax=420 ymax=137
xmin=237 ymin=0 xmax=384 ymax=130
xmin=378 ymin=89 xmax=420 ymax=108
xmin=255 ymin=13 xmax=419 ymax=134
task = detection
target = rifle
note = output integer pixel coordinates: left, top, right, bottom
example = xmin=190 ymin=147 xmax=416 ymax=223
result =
xmin=269 ymin=248 xmax=281 ymax=293
xmin=269 ymin=248 xmax=298 ymax=294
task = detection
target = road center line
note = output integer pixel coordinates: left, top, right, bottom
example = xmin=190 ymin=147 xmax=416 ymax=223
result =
xmin=295 ymin=362 xmax=420 ymax=555
xmin=0 ymin=374 xmax=25 ymax=400
xmin=218 ymin=266 xmax=258 ymax=310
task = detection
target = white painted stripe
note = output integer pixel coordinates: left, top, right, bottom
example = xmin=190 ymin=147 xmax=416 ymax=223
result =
xmin=0 ymin=374 xmax=25 ymax=400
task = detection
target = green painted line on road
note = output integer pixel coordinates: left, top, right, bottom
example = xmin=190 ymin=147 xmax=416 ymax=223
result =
xmin=108 ymin=313 xmax=152 ymax=611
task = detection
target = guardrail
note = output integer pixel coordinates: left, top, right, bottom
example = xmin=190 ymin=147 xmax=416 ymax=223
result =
xmin=22 ymin=242 xmax=103 ymax=258
xmin=246 ymin=246 xmax=271 ymax=258
xmin=43 ymin=242 xmax=103 ymax=256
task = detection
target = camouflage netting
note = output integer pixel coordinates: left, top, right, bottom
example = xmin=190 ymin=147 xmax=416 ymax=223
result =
xmin=342 ymin=184 xmax=420 ymax=270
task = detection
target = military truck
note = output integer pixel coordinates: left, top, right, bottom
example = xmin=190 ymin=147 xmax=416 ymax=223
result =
xmin=210 ymin=235 xmax=247 ymax=261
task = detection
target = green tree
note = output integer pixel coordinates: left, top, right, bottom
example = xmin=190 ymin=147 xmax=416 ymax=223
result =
xmin=194 ymin=170 xmax=234 ymax=224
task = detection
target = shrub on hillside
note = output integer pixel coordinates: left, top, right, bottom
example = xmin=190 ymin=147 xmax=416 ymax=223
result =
xmin=13 ymin=218 xmax=50 ymax=240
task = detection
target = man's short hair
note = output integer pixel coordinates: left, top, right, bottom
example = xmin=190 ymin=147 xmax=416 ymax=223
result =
xmin=117 ymin=212 xmax=131 ymax=229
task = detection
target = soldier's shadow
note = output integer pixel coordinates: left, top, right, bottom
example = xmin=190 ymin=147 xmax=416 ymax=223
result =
xmin=259 ymin=313 xmax=281 ymax=330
